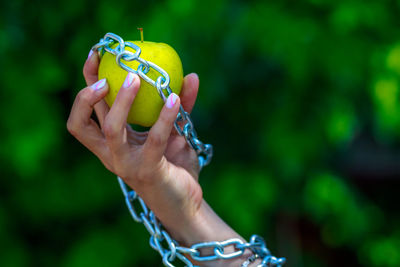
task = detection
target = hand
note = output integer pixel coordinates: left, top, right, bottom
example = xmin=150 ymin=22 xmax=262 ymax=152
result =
xmin=67 ymin=51 xmax=255 ymax=266
xmin=67 ymin=51 xmax=203 ymax=234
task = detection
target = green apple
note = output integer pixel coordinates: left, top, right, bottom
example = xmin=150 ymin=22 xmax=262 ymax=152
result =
xmin=98 ymin=41 xmax=183 ymax=127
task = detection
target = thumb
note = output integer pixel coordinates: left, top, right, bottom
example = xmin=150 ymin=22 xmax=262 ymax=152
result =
xmin=142 ymin=93 xmax=180 ymax=163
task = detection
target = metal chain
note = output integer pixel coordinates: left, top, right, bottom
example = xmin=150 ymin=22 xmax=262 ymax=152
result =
xmin=242 ymin=254 xmax=260 ymax=267
xmin=92 ymin=32 xmax=212 ymax=169
xmin=117 ymin=177 xmax=285 ymax=267
xmin=91 ymin=32 xmax=285 ymax=267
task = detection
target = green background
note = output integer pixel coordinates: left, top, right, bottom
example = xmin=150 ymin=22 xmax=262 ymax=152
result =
xmin=1 ymin=0 xmax=400 ymax=266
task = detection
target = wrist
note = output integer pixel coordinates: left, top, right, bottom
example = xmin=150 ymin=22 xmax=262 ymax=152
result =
xmin=172 ymin=200 xmax=240 ymax=245
xmin=164 ymin=200 xmax=254 ymax=267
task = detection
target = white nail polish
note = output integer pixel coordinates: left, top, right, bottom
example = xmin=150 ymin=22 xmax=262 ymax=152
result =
xmin=91 ymin=79 xmax=106 ymax=90
xmin=87 ymin=50 xmax=93 ymax=60
xmin=166 ymin=93 xmax=178 ymax=109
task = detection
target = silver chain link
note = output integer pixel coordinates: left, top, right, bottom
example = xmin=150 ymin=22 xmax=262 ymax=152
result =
xmin=92 ymin=33 xmax=212 ymax=169
xmin=92 ymin=32 xmax=285 ymax=267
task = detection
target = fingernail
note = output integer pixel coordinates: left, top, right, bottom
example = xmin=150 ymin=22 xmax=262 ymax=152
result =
xmin=166 ymin=93 xmax=178 ymax=109
xmin=87 ymin=49 xmax=93 ymax=60
xmin=191 ymin=72 xmax=199 ymax=79
xmin=123 ymin=72 xmax=135 ymax=88
xmin=91 ymin=78 xmax=106 ymax=91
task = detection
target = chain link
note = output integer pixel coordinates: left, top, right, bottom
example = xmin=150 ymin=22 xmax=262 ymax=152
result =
xmin=92 ymin=33 xmax=285 ymax=267
xmin=92 ymin=32 xmax=212 ymax=169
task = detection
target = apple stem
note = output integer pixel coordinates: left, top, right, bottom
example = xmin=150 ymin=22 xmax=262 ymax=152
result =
xmin=137 ymin=27 xmax=144 ymax=43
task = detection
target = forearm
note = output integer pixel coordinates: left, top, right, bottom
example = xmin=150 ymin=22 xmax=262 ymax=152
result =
xmin=164 ymin=200 xmax=260 ymax=267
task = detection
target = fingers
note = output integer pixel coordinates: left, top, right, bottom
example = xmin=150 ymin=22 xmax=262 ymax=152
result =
xmin=83 ymin=50 xmax=100 ymax=86
xmin=93 ymin=100 xmax=109 ymax=128
xmin=103 ymin=73 xmax=140 ymax=148
xmin=180 ymin=73 xmax=199 ymax=114
xmin=143 ymin=93 xmax=181 ymax=163
xmin=67 ymin=79 xmax=109 ymax=157
xmin=83 ymin=50 xmax=109 ymax=127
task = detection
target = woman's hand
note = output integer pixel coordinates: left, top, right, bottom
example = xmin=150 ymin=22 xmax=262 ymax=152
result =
xmin=67 ymin=51 xmax=203 ymax=239
xmin=67 ymin=51 xmax=254 ymax=266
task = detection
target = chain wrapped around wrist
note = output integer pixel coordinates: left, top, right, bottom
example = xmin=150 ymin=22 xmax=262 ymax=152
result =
xmin=91 ymin=32 xmax=286 ymax=267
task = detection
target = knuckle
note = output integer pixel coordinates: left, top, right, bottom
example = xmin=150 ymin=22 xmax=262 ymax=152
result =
xmin=66 ymin=118 xmax=78 ymax=136
xmin=76 ymin=88 xmax=93 ymax=105
xmin=103 ymin=120 xmax=119 ymax=140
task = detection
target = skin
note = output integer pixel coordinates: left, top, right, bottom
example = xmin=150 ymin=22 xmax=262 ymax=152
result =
xmin=67 ymin=52 xmax=260 ymax=266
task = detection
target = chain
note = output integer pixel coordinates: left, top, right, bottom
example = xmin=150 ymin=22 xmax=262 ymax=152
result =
xmin=92 ymin=32 xmax=212 ymax=169
xmin=91 ymin=33 xmax=285 ymax=267
xmin=241 ymin=254 xmax=260 ymax=267
xmin=118 ymin=177 xmax=286 ymax=267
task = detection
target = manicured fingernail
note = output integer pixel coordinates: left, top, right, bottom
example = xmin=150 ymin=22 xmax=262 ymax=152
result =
xmin=91 ymin=78 xmax=106 ymax=91
xmin=166 ymin=93 xmax=178 ymax=109
xmin=87 ymin=49 xmax=93 ymax=60
xmin=123 ymin=72 xmax=135 ymax=88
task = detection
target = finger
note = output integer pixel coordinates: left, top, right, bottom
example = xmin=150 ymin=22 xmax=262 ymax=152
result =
xmin=103 ymin=72 xmax=140 ymax=148
xmin=67 ymin=78 xmax=109 ymax=156
xmin=83 ymin=49 xmax=100 ymax=86
xmin=179 ymin=73 xmax=199 ymax=114
xmin=94 ymin=100 xmax=109 ymax=128
xmin=143 ymin=93 xmax=181 ymax=162
xmin=83 ymin=50 xmax=107 ymax=126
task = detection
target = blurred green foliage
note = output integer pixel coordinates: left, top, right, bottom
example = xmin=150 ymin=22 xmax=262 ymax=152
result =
xmin=1 ymin=0 xmax=400 ymax=266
